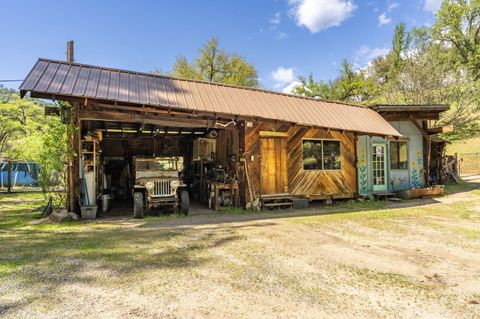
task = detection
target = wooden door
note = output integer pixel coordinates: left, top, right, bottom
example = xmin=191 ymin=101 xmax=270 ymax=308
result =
xmin=260 ymin=136 xmax=288 ymax=194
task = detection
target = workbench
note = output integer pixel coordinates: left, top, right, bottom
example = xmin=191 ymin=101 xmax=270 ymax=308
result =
xmin=210 ymin=182 xmax=240 ymax=211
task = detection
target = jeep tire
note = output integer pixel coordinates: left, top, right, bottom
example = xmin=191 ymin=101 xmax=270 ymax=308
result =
xmin=133 ymin=192 xmax=144 ymax=218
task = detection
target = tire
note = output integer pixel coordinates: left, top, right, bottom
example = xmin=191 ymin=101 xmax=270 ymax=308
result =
xmin=180 ymin=190 xmax=190 ymax=215
xmin=133 ymin=192 xmax=144 ymax=219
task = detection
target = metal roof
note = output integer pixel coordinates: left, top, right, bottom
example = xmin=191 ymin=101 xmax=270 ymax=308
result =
xmin=20 ymin=58 xmax=401 ymax=137
xmin=372 ymin=104 xmax=450 ymax=113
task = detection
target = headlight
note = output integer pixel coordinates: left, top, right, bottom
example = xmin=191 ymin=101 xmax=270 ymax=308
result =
xmin=145 ymin=181 xmax=154 ymax=190
xmin=170 ymin=180 xmax=179 ymax=188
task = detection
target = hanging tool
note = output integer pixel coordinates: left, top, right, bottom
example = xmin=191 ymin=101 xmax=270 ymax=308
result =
xmin=240 ymin=157 xmax=260 ymax=211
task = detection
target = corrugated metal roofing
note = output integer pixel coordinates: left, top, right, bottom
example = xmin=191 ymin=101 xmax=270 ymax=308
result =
xmin=20 ymin=58 xmax=401 ymax=137
xmin=372 ymin=104 xmax=450 ymax=112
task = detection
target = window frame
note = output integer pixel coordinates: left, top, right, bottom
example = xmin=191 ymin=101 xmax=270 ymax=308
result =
xmin=302 ymin=138 xmax=342 ymax=171
xmin=389 ymin=141 xmax=409 ymax=170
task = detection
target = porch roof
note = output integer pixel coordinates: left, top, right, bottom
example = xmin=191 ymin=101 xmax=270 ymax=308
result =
xmin=20 ymin=58 xmax=401 ymax=137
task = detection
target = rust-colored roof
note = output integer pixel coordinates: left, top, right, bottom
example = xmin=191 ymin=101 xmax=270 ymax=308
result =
xmin=20 ymin=58 xmax=401 ymax=137
xmin=372 ymin=104 xmax=450 ymax=113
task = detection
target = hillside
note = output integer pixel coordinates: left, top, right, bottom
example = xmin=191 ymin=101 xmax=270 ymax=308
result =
xmin=446 ymin=136 xmax=480 ymax=155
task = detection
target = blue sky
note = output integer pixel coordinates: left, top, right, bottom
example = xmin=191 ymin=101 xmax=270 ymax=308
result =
xmin=0 ymin=0 xmax=441 ymax=92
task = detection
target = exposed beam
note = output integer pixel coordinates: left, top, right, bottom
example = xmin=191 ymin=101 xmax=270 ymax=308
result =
xmin=427 ymin=124 xmax=454 ymax=134
xmin=78 ymin=110 xmax=214 ymax=128
xmin=85 ymin=104 xmax=214 ymax=126
xmin=382 ymin=113 xmax=441 ymax=121
xmin=409 ymin=116 xmax=430 ymax=140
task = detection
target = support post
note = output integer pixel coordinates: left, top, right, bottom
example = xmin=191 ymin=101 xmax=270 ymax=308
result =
xmin=354 ymin=134 xmax=359 ymax=196
xmin=410 ymin=116 xmax=431 ymax=187
xmin=455 ymin=153 xmax=460 ymax=177
xmin=426 ymin=136 xmax=432 ymax=186
xmin=66 ymin=103 xmax=80 ymax=212
xmin=7 ymin=160 xmax=12 ymax=193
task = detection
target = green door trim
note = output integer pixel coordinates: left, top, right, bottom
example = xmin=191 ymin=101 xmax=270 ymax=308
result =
xmin=372 ymin=143 xmax=388 ymax=192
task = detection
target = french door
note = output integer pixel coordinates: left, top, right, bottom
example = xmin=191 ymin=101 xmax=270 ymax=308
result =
xmin=372 ymin=144 xmax=388 ymax=192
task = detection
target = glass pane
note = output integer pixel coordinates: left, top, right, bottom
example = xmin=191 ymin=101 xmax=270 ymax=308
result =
xmin=372 ymin=145 xmax=385 ymax=185
xmin=390 ymin=141 xmax=408 ymax=169
xmin=303 ymin=140 xmax=322 ymax=170
xmin=136 ymin=159 xmax=177 ymax=171
xmin=323 ymin=141 xmax=341 ymax=170
xmin=399 ymin=142 xmax=408 ymax=169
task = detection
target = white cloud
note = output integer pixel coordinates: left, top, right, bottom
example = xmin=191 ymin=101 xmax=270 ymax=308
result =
xmin=355 ymin=45 xmax=390 ymax=69
xmin=378 ymin=13 xmax=391 ymax=26
xmin=271 ymin=67 xmax=300 ymax=93
xmin=271 ymin=66 xmax=296 ymax=86
xmin=288 ymin=0 xmax=357 ymax=33
xmin=424 ymin=0 xmax=442 ymax=12
xmin=282 ymin=80 xmax=302 ymax=94
xmin=270 ymin=12 xmax=281 ymax=24
xmin=275 ymin=31 xmax=289 ymax=39
xmin=387 ymin=2 xmax=399 ymax=12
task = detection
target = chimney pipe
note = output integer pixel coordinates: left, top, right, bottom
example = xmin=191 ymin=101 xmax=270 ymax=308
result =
xmin=66 ymin=41 xmax=74 ymax=63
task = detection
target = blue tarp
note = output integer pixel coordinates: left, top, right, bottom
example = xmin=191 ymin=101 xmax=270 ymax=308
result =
xmin=0 ymin=162 xmax=40 ymax=187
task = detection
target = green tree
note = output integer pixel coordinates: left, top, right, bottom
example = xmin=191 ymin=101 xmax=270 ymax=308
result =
xmin=0 ymin=87 xmax=69 ymax=206
xmin=433 ymin=0 xmax=480 ymax=80
xmin=293 ymin=60 xmax=379 ymax=103
xmin=161 ymin=37 xmax=259 ymax=87
xmin=293 ymin=73 xmax=332 ymax=99
xmin=0 ymin=93 xmax=45 ymax=158
xmin=37 ymin=115 xmax=67 ymax=203
xmin=331 ymin=60 xmax=379 ymax=102
xmin=389 ymin=22 xmax=411 ymax=79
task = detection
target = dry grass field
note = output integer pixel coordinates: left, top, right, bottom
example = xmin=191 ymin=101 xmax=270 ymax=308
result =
xmin=1 ymin=181 xmax=480 ymax=318
xmin=447 ymin=136 xmax=480 ymax=155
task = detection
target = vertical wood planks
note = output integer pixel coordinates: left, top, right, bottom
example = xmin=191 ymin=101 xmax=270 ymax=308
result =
xmin=246 ymin=121 xmax=357 ymax=199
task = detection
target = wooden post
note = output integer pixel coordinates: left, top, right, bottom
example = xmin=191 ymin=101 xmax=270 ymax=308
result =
xmin=411 ymin=118 xmax=432 ymax=187
xmin=353 ymin=134 xmax=359 ymax=196
xmin=426 ymin=136 xmax=431 ymax=186
xmin=7 ymin=160 xmax=12 ymax=193
xmin=67 ymin=136 xmax=74 ymax=211
xmin=455 ymin=153 xmax=460 ymax=177
xmin=66 ymin=103 xmax=80 ymax=212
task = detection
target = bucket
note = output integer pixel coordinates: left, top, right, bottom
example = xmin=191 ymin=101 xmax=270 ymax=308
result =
xmin=101 ymin=194 xmax=111 ymax=212
xmin=80 ymin=206 xmax=97 ymax=219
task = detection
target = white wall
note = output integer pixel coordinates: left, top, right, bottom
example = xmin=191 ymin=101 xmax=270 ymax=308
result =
xmin=357 ymin=120 xmax=425 ymax=194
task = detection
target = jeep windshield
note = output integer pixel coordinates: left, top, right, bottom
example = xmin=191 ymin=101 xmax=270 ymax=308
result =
xmin=136 ymin=159 xmax=177 ymax=171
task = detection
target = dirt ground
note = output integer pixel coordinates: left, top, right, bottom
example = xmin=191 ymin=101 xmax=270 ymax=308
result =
xmin=1 ymin=180 xmax=480 ymax=318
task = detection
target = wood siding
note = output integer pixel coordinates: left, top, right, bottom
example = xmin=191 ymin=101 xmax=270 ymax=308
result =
xmin=260 ymin=137 xmax=288 ymax=194
xmin=244 ymin=121 xmax=357 ymax=200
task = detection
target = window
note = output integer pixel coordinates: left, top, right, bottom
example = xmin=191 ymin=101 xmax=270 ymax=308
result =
xmin=303 ymin=140 xmax=341 ymax=170
xmin=390 ymin=141 xmax=408 ymax=169
xmin=136 ymin=159 xmax=177 ymax=171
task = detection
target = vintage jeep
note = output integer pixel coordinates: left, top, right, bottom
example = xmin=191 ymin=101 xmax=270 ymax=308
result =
xmin=132 ymin=156 xmax=189 ymax=218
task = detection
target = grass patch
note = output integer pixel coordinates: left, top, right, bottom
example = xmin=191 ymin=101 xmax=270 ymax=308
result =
xmin=2 ymin=191 xmax=480 ymax=318
xmin=292 ymin=198 xmax=478 ymax=232
xmin=339 ymin=264 xmax=422 ymax=290
xmin=446 ymin=136 xmax=480 ymax=155
xmin=430 ymin=223 xmax=480 ymax=240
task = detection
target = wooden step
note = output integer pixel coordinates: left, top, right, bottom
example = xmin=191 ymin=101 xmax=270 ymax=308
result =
xmin=260 ymin=193 xmax=290 ymax=199
xmin=262 ymin=202 xmax=293 ymax=207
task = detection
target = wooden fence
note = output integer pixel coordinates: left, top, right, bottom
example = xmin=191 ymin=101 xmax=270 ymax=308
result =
xmin=458 ymin=153 xmax=480 ymax=177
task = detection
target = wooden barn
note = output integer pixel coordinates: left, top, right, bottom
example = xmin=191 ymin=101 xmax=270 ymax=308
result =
xmin=19 ymin=58 xmax=401 ymax=215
